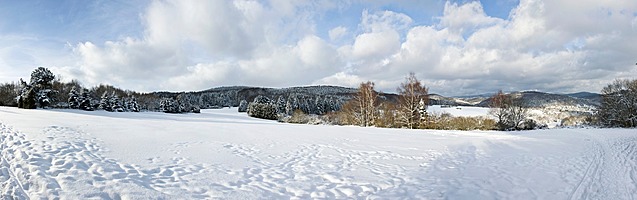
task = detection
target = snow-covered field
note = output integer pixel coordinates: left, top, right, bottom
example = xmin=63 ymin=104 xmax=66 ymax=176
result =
xmin=1 ymin=106 xmax=636 ymax=199
xmin=427 ymin=105 xmax=490 ymax=118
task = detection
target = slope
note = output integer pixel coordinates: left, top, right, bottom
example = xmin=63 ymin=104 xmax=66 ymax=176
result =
xmin=0 ymin=107 xmax=635 ymax=199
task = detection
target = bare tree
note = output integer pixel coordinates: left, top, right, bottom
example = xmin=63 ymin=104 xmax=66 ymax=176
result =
xmin=397 ymin=73 xmax=429 ymax=129
xmin=596 ymin=79 xmax=637 ymax=127
xmin=343 ymin=81 xmax=379 ymax=127
xmin=488 ymin=90 xmax=528 ymax=130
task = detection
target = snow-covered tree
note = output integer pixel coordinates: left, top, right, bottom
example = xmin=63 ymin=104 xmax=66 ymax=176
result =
xmin=247 ymin=95 xmax=277 ymax=120
xmin=68 ymin=87 xmax=80 ymax=109
xmin=127 ymin=96 xmax=140 ymax=112
xmin=99 ymin=92 xmax=113 ymax=111
xmin=79 ymin=89 xmax=93 ymax=111
xmin=109 ymin=92 xmax=124 ymax=112
xmin=29 ymin=67 xmax=55 ymax=87
xmin=17 ymin=67 xmax=56 ymax=109
xmin=418 ymin=99 xmax=427 ymax=122
xmin=238 ymin=100 xmax=248 ymax=112
xmin=285 ymin=95 xmax=299 ymax=115
xmin=160 ymin=98 xmax=180 ymax=113
xmin=596 ymin=79 xmax=637 ymax=127
xmin=17 ymin=79 xmax=36 ymax=109
xmin=276 ymin=96 xmax=287 ymax=114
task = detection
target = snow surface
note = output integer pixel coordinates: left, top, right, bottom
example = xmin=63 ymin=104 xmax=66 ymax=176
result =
xmin=1 ymin=106 xmax=636 ymax=199
xmin=427 ymin=105 xmax=490 ymax=118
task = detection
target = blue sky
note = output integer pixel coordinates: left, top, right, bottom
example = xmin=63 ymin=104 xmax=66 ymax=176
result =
xmin=1 ymin=0 xmax=635 ymax=96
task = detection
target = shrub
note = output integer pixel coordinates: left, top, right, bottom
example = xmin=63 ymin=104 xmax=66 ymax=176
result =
xmin=423 ymin=113 xmax=497 ymax=131
xmin=247 ymin=102 xmax=278 ymax=120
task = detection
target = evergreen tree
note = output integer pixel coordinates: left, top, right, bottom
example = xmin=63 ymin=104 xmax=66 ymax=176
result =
xmin=160 ymin=98 xmax=180 ymax=113
xmin=110 ymin=92 xmax=124 ymax=112
xmin=314 ymin=96 xmax=324 ymax=115
xmin=18 ymin=83 xmax=37 ymax=109
xmin=238 ymin=100 xmax=248 ymax=112
xmin=30 ymin=67 xmax=56 ymax=108
xmin=247 ymin=96 xmax=277 ymax=120
xmin=68 ymin=87 xmax=80 ymax=109
xmin=79 ymin=89 xmax=93 ymax=111
xmin=128 ymin=96 xmax=140 ymax=112
xmin=99 ymin=91 xmax=113 ymax=111
xmin=418 ymin=99 xmax=427 ymax=122
xmin=17 ymin=67 xmax=56 ymax=109
xmin=276 ymin=96 xmax=287 ymax=114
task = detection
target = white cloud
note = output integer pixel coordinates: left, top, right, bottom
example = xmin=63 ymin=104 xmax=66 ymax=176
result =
xmin=351 ymin=31 xmax=400 ymax=60
xmin=439 ymin=1 xmax=504 ymax=35
xmin=329 ymin=26 xmax=348 ymax=41
xmin=361 ymin=10 xmax=413 ymax=32
xmin=340 ymin=0 xmax=637 ymax=95
xmin=314 ymin=72 xmax=365 ymax=88
xmin=54 ymin=0 xmax=637 ymax=95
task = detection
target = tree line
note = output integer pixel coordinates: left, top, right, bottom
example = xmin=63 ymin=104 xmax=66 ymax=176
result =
xmin=0 ymin=67 xmax=161 ymax=112
xmin=2 ymin=67 xmax=635 ymax=130
xmin=244 ymin=73 xmax=497 ymax=130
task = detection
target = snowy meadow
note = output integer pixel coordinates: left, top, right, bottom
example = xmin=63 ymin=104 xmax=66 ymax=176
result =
xmin=1 ymin=106 xmax=636 ymax=199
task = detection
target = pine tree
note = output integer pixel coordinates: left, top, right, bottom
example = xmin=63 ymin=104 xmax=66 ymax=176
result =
xmin=110 ymin=92 xmax=123 ymax=112
xmin=285 ymin=95 xmax=299 ymax=115
xmin=418 ymin=99 xmax=428 ymax=123
xmin=99 ymin=91 xmax=113 ymax=111
xmin=247 ymin=96 xmax=277 ymax=120
xmin=79 ymin=89 xmax=93 ymax=111
xmin=68 ymin=87 xmax=80 ymax=109
xmin=276 ymin=96 xmax=287 ymax=115
xmin=30 ymin=67 xmax=56 ymax=108
xmin=17 ymin=67 xmax=56 ymax=109
xmin=129 ymin=96 xmax=140 ymax=112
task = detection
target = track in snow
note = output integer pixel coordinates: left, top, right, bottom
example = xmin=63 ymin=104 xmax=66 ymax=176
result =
xmin=1 ymin=107 xmax=637 ymax=199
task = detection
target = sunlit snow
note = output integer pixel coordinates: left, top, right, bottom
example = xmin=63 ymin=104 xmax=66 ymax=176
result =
xmin=1 ymin=107 xmax=636 ymax=199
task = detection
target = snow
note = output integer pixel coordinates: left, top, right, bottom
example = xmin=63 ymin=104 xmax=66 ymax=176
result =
xmin=1 ymin=106 xmax=636 ymax=199
xmin=427 ymin=105 xmax=490 ymax=118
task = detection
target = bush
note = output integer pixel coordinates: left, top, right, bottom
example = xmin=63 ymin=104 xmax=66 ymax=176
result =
xmin=423 ymin=113 xmax=497 ymax=131
xmin=282 ymin=109 xmax=309 ymax=124
xmin=247 ymin=102 xmax=278 ymax=120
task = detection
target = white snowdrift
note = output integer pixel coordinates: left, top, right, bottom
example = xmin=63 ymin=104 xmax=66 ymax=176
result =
xmin=1 ymin=106 xmax=636 ymax=199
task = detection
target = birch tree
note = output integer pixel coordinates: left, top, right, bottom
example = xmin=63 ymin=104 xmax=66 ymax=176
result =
xmin=397 ymin=73 xmax=429 ymax=129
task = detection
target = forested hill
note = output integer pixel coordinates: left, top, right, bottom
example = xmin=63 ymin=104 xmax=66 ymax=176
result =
xmin=154 ymin=86 xmax=348 ymax=114
xmin=159 ymin=86 xmax=600 ymax=113
xmin=155 ymin=85 xmax=401 ymax=115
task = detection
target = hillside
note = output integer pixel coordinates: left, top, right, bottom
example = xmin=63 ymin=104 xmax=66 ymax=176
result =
xmin=475 ymin=91 xmax=600 ymax=108
xmin=163 ymin=86 xmax=599 ymax=110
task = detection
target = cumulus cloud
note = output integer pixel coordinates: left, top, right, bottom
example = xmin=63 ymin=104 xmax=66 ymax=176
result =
xmin=64 ymin=0 xmax=637 ymax=95
xmin=342 ymin=0 xmax=637 ymax=95
xmin=73 ymin=0 xmax=334 ymax=91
